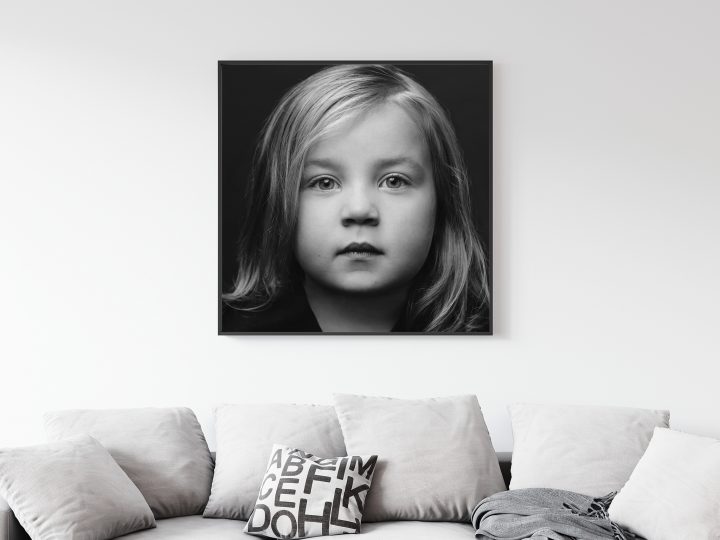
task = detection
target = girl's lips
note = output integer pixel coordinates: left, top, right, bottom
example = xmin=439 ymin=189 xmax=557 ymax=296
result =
xmin=340 ymin=251 xmax=381 ymax=260
xmin=337 ymin=242 xmax=384 ymax=256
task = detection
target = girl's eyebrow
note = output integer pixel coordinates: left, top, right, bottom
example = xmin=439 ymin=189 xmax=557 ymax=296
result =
xmin=303 ymin=158 xmax=340 ymax=170
xmin=374 ymin=157 xmax=424 ymax=171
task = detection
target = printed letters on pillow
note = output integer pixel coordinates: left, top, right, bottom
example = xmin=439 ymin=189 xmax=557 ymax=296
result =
xmin=245 ymin=445 xmax=377 ymax=539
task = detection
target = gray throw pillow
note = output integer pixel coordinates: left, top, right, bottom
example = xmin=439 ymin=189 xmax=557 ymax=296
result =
xmin=204 ymin=403 xmax=347 ymax=521
xmin=332 ymin=394 xmax=506 ymax=522
xmin=44 ymin=407 xmax=214 ymax=518
xmin=0 ymin=435 xmax=155 ymax=540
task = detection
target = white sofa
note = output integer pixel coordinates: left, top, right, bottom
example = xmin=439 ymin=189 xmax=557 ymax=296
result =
xmin=7 ymin=398 xmax=707 ymax=540
xmin=0 ymin=453 xmax=512 ymax=540
xmin=0 ymin=501 xmax=475 ymax=540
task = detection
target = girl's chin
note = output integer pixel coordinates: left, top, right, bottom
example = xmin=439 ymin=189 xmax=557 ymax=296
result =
xmin=309 ymin=277 xmax=412 ymax=298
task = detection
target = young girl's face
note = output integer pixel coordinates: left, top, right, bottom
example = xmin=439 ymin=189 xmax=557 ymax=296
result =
xmin=294 ymin=101 xmax=436 ymax=296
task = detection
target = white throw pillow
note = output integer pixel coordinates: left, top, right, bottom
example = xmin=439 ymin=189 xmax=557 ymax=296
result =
xmin=609 ymin=428 xmax=720 ymax=540
xmin=44 ymin=407 xmax=214 ymax=518
xmin=509 ymin=403 xmax=669 ymax=496
xmin=0 ymin=435 xmax=156 ymax=540
xmin=245 ymin=444 xmax=377 ymax=539
xmin=204 ymin=403 xmax=347 ymax=520
xmin=332 ymin=394 xmax=505 ymax=522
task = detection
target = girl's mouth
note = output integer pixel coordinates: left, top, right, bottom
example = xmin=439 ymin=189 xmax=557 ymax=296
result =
xmin=337 ymin=242 xmax=384 ymax=257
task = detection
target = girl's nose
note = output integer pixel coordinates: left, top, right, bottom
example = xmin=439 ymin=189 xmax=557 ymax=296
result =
xmin=340 ymin=186 xmax=379 ymax=227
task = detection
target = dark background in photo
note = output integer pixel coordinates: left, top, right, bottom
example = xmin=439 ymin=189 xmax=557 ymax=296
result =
xmin=219 ymin=61 xmax=493 ymax=332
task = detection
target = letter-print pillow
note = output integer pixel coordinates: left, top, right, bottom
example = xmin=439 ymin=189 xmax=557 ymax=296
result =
xmin=245 ymin=444 xmax=378 ymax=539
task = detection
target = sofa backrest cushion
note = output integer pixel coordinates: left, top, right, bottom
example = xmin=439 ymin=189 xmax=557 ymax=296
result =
xmin=204 ymin=403 xmax=347 ymax=521
xmin=333 ymin=394 xmax=506 ymax=522
xmin=509 ymin=402 xmax=669 ymax=496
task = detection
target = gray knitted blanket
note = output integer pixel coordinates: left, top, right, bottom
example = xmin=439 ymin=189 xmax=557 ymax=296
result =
xmin=472 ymin=489 xmax=643 ymax=540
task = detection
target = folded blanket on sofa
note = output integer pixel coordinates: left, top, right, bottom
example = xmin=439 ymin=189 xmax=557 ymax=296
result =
xmin=471 ymin=488 xmax=643 ymax=540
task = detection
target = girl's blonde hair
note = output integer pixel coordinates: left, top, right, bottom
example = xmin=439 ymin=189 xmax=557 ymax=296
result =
xmin=225 ymin=64 xmax=490 ymax=332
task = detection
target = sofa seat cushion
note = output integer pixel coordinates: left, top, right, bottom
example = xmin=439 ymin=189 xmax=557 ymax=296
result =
xmin=361 ymin=521 xmax=475 ymax=538
xmin=121 ymin=516 xmax=245 ymax=539
xmin=120 ymin=516 xmax=474 ymax=539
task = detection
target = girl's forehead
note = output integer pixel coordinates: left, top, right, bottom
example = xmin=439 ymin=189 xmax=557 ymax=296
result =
xmin=305 ymin=101 xmax=429 ymax=165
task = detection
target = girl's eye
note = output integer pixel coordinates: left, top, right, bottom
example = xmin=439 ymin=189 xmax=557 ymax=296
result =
xmin=380 ymin=174 xmax=410 ymax=189
xmin=307 ymin=176 xmax=339 ymax=191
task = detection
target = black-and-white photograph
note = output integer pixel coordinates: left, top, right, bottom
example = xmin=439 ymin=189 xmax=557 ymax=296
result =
xmin=219 ymin=61 xmax=492 ymax=334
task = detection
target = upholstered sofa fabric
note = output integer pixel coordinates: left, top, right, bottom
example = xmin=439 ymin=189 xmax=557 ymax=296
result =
xmin=44 ymin=407 xmax=214 ymax=519
xmin=0 ymin=496 xmax=27 ymax=540
xmin=120 ymin=516 xmax=474 ymax=539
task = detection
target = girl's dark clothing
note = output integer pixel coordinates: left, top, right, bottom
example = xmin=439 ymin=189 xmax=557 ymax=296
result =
xmin=222 ymin=287 xmax=323 ymax=333
xmin=222 ymin=287 xmax=490 ymax=333
xmin=221 ymin=287 xmax=414 ymax=333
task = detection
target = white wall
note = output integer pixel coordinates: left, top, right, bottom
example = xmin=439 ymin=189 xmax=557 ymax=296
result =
xmin=1 ymin=0 xmax=719 ymax=452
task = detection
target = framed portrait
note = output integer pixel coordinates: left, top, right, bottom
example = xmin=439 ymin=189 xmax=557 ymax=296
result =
xmin=219 ymin=61 xmax=492 ymax=335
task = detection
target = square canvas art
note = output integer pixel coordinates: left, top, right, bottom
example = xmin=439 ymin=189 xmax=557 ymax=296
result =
xmin=219 ymin=61 xmax=492 ymax=334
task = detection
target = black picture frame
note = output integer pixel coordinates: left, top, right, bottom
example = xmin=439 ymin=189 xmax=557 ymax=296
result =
xmin=219 ymin=61 xmax=493 ymax=335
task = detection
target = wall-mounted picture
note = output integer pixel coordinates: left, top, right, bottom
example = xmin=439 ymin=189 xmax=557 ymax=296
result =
xmin=219 ymin=61 xmax=492 ymax=334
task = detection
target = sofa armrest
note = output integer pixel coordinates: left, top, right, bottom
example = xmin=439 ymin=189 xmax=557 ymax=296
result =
xmin=0 ymin=497 xmax=30 ymax=540
xmin=497 ymin=451 xmax=512 ymax=489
